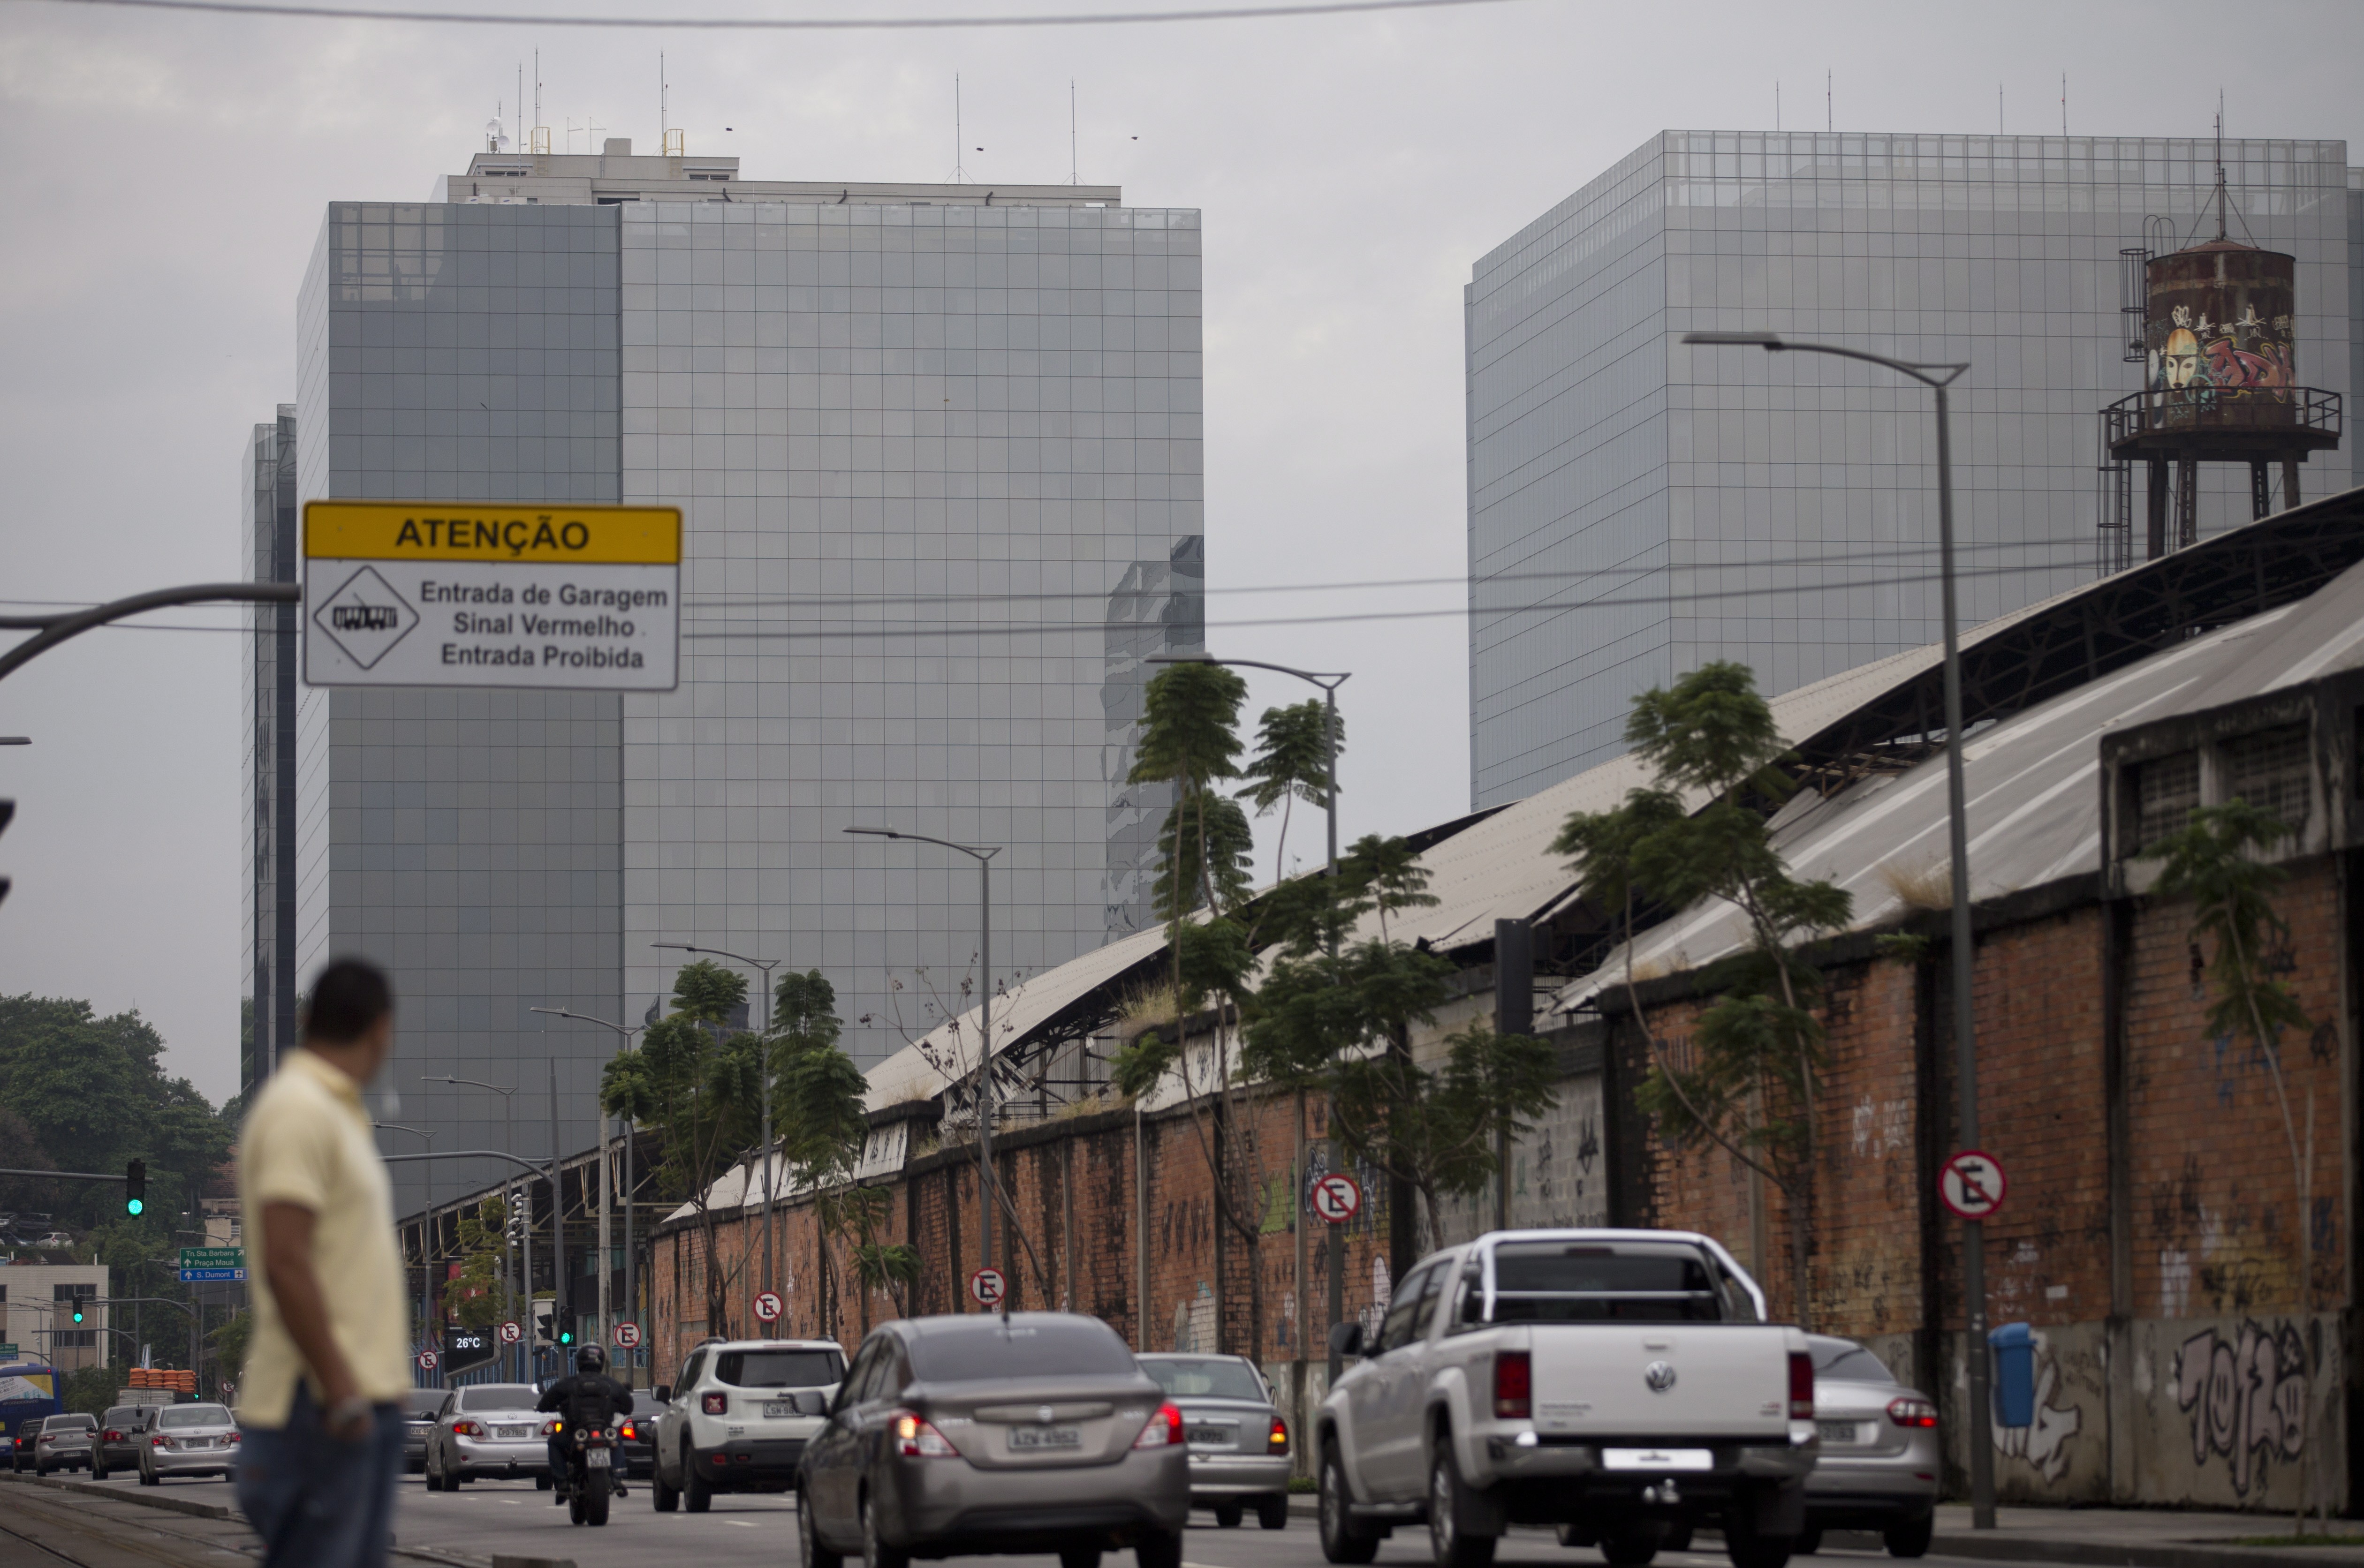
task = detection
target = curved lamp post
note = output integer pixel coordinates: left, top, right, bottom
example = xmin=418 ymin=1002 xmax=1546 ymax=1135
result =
xmin=1682 ymin=330 xmax=1989 ymax=1528
xmin=653 ymin=942 xmax=781 ymax=1303
xmin=532 ymin=1006 xmax=648 ymax=1382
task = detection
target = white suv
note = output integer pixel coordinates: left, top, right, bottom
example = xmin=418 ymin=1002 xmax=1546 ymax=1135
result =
xmin=650 ymin=1337 xmax=843 ymax=1514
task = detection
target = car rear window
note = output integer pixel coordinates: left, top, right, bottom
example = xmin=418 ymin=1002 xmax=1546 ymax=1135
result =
xmin=714 ymin=1349 xmax=843 ymax=1388
xmin=1488 ymin=1243 xmax=1726 ymax=1322
xmin=53 ymin=1415 xmax=97 ymax=1431
xmin=159 ymin=1406 xmax=230 ymax=1429
xmin=1813 ymin=1346 xmax=1895 ymax=1382
xmin=406 ymin=1390 xmax=448 ymax=1416
xmin=907 ymin=1319 xmax=1137 ymax=1382
xmin=1142 ymin=1358 xmax=1265 ymax=1401
xmin=459 ymin=1385 xmax=538 ymax=1411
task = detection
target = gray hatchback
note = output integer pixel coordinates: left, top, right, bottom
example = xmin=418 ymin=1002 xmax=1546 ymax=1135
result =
xmin=798 ymin=1313 xmax=1190 ymax=1568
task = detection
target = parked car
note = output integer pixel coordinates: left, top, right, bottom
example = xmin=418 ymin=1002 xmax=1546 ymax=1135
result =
xmin=1796 ymin=1336 xmax=1939 ymax=1560
xmin=139 ymin=1403 xmax=240 ymax=1484
xmin=402 ymin=1388 xmax=447 ymax=1474
xmin=424 ymin=1383 xmax=553 ymax=1489
xmin=95 ymin=1404 xmax=162 ymax=1479
xmin=651 ymin=1338 xmax=844 ymax=1512
xmin=617 ymin=1405 xmax=656 ymax=1479
xmin=797 ymin=1312 xmax=1191 ymax=1568
xmin=1136 ymin=1353 xmax=1291 ymax=1530
xmin=1317 ymin=1229 xmax=1814 ymax=1568
xmin=30 ymin=1412 xmax=99 ymax=1475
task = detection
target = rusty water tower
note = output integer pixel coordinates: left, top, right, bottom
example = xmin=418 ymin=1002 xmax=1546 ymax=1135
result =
xmin=2099 ymin=193 xmax=2341 ymax=565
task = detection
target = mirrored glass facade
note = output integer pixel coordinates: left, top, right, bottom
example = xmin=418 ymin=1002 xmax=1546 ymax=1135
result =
xmin=1468 ymin=131 xmax=2356 ymax=808
xmin=241 ymin=405 xmax=299 ymax=1098
xmin=283 ymin=188 xmax=1202 ymax=1214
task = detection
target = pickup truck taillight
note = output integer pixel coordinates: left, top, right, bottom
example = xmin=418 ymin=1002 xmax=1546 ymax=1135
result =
xmin=1886 ymin=1397 xmax=1937 ymax=1428
xmin=1493 ymin=1350 xmax=1531 ymax=1419
xmin=1788 ymin=1352 xmax=1815 ymax=1419
xmin=701 ymin=1392 xmax=728 ymax=1417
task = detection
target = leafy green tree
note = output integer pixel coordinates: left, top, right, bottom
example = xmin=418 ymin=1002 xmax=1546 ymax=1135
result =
xmin=1326 ymin=1023 xmax=1560 ymax=1240
xmin=1237 ymin=699 xmax=1341 ymax=884
xmin=601 ymin=961 xmax=763 ymax=1341
xmin=1555 ymin=662 xmax=1851 ymax=1326
xmin=771 ymin=970 xmax=917 ymax=1337
xmin=2141 ymin=799 xmax=2321 ymax=1530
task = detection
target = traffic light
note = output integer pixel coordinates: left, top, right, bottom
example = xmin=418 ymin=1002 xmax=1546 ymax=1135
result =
xmin=71 ymin=1296 xmax=85 ymax=1325
xmin=125 ymin=1159 xmax=145 ymax=1218
xmin=556 ymin=1305 xmax=576 ymax=1349
xmin=532 ymin=1298 xmax=554 ymax=1344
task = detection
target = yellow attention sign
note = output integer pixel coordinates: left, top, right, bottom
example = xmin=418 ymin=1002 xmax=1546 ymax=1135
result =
xmin=304 ymin=501 xmax=680 ymax=565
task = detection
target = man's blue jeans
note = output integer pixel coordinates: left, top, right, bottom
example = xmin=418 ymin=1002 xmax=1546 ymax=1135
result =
xmin=235 ymin=1386 xmax=403 ymax=1568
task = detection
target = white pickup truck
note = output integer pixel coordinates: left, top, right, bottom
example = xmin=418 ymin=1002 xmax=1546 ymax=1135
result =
xmin=1316 ymin=1229 xmax=1816 ymax=1568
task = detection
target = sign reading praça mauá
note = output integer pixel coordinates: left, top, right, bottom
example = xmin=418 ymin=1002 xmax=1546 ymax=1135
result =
xmin=303 ymin=501 xmax=681 ymax=691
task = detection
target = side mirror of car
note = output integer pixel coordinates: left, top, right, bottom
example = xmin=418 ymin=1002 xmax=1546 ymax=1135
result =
xmin=652 ymin=1386 xmax=671 ymax=1404
xmin=1328 ymin=1321 xmax=1364 ymax=1360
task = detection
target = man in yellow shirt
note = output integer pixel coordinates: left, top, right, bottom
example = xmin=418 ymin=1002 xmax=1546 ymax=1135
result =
xmin=233 ymin=958 xmax=409 ymax=1568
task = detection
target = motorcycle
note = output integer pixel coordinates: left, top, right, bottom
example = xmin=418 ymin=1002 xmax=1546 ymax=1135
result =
xmin=546 ymin=1417 xmax=623 ymax=1527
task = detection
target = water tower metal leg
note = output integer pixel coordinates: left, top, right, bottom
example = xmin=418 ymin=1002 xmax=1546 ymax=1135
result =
xmin=2249 ymin=461 xmax=2272 ymax=520
xmin=2282 ymin=458 xmax=2301 ymax=510
xmin=2146 ymin=458 xmax=2170 ymax=559
xmin=2175 ymin=460 xmax=2199 ymax=550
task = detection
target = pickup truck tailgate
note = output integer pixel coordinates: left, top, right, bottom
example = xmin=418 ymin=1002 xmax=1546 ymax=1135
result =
xmin=1529 ymin=1327 xmax=1794 ymax=1437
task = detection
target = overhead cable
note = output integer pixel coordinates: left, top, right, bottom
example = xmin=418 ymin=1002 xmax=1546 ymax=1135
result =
xmin=37 ymin=0 xmax=1526 ymax=30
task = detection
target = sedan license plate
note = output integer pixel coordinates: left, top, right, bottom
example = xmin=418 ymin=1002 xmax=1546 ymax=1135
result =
xmin=1187 ymin=1425 xmax=1235 ymax=1447
xmin=1601 ymin=1447 xmax=1714 ymax=1472
xmin=1816 ymin=1421 xmax=1860 ymax=1444
xmin=1009 ymin=1425 xmax=1082 ymax=1452
xmin=496 ymin=1425 xmax=532 ymax=1440
xmin=586 ymin=1448 xmax=613 ymax=1470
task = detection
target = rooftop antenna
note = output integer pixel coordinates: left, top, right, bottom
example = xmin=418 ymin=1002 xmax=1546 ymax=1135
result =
xmin=1069 ymin=80 xmax=1078 ymax=183
xmin=1825 ymin=68 xmax=1831 ymax=133
xmin=952 ymin=74 xmax=970 ymax=183
xmin=532 ymin=50 xmax=548 ymax=156
xmin=2061 ymin=71 xmax=2067 ymax=137
xmin=1774 ymin=79 xmax=1780 ymax=133
xmin=2212 ymin=99 xmax=2228 ymax=242
xmin=661 ymin=52 xmax=666 ymax=142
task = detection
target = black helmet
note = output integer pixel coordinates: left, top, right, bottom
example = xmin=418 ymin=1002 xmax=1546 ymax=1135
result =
xmin=576 ymin=1344 xmax=606 ymax=1374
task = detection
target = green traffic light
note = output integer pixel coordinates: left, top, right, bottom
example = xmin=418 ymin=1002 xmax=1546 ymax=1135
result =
xmin=126 ymin=1197 xmax=144 ymax=1216
xmin=72 ymin=1305 xmax=84 ymax=1324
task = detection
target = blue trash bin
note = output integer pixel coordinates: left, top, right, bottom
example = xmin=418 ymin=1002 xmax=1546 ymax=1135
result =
xmin=1989 ymin=1321 xmax=2034 ymax=1428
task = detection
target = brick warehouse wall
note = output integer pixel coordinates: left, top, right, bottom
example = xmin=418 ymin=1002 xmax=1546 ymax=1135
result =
xmin=1622 ymin=861 xmax=2352 ymax=1511
xmin=640 ymin=859 xmax=2352 ymax=1510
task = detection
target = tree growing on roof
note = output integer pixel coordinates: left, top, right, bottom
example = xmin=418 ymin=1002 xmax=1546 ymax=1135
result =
xmin=1237 ymin=698 xmax=1342 ymax=885
xmin=2141 ymin=799 xmax=2324 ymax=1530
xmin=600 ymin=959 xmax=764 ymax=1343
xmin=1555 ymin=661 xmax=1851 ymax=1327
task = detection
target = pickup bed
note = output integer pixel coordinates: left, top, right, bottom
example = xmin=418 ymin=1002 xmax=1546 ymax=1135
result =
xmin=1316 ymin=1229 xmax=1815 ymax=1568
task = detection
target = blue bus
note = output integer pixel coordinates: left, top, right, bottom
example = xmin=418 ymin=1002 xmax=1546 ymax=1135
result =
xmin=1 ymin=1362 xmax=63 ymax=1444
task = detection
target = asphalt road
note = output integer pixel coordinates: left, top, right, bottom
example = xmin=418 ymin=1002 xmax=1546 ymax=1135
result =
xmin=0 ymin=1469 xmax=2083 ymax=1568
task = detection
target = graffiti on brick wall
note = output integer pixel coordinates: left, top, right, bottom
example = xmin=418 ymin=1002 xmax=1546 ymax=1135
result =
xmin=2175 ymin=1319 xmax=2308 ymax=1496
xmin=1990 ymin=1345 xmax=2084 ymax=1483
xmin=1170 ymin=1282 xmax=1216 ymax=1353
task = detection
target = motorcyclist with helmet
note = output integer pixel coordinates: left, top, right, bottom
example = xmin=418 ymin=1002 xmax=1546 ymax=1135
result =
xmin=539 ymin=1345 xmax=634 ymax=1502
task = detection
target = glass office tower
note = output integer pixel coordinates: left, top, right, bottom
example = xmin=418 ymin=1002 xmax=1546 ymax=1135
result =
xmin=285 ymin=157 xmax=1203 ymax=1216
xmin=240 ymin=405 xmax=299 ymax=1097
xmin=1467 ymin=131 xmax=2355 ymax=808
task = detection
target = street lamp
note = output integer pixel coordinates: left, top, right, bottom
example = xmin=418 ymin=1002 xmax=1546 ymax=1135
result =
xmin=429 ymin=1075 xmax=526 ymax=1378
xmin=1146 ymin=654 xmax=1351 ymax=1388
xmin=654 ymin=942 xmax=781 ymax=1304
xmin=842 ymin=827 xmax=1003 ymax=1279
xmin=375 ymin=1122 xmax=437 ymax=1368
xmin=1682 ymin=329 xmax=1991 ymax=1528
xmin=532 ymin=1006 xmax=648 ymax=1382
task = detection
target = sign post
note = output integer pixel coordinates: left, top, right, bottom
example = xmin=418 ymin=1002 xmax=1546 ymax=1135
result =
xmin=303 ymin=501 xmax=682 ymax=691
xmin=613 ymin=1322 xmax=642 ymax=1351
xmin=967 ymin=1267 xmax=1008 ymax=1310
xmin=416 ymin=1349 xmax=439 ymax=1372
xmin=1939 ymin=1150 xmax=2008 ymax=1222
xmin=497 ymin=1320 xmax=521 ymax=1346
xmin=752 ymin=1291 xmax=783 ymax=1325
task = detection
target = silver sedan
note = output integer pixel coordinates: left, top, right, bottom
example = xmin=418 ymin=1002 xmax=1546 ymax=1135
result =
xmin=1800 ymin=1335 xmax=1940 ymax=1559
xmin=1135 ymin=1353 xmax=1291 ymax=1529
xmin=138 ymin=1403 xmax=240 ymax=1483
xmin=424 ymin=1383 xmax=554 ymax=1489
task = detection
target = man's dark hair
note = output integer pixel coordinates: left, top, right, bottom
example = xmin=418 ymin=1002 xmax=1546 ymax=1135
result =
xmin=303 ymin=958 xmax=393 ymax=1044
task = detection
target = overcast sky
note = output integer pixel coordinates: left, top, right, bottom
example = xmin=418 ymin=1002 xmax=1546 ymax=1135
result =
xmin=1 ymin=0 xmax=2356 ymax=1103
